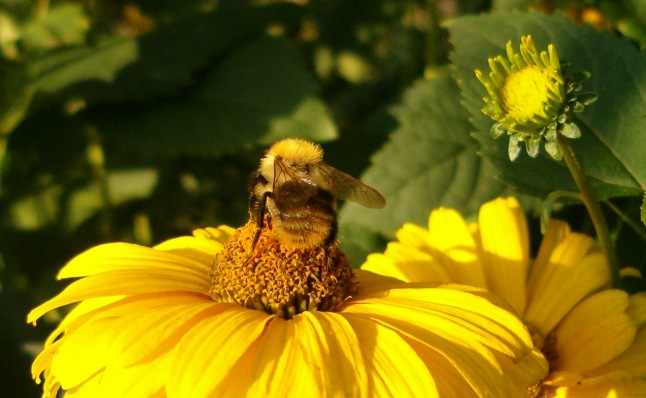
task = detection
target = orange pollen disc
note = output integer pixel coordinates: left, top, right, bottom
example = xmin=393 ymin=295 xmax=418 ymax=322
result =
xmin=209 ymin=216 xmax=358 ymax=319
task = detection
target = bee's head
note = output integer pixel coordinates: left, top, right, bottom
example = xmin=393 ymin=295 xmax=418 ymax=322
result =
xmin=260 ymin=138 xmax=324 ymax=178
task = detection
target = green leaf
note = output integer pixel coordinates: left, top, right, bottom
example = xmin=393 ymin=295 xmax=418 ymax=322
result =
xmin=339 ymin=72 xmax=507 ymax=260
xmin=449 ymin=11 xmax=646 ymax=199
xmin=0 ymin=3 xmax=303 ymax=135
xmin=95 ymin=35 xmax=337 ymax=154
xmin=20 ymin=3 xmax=90 ymax=53
xmin=491 ymin=0 xmax=534 ymax=12
xmin=642 ymin=193 xmax=646 ymax=226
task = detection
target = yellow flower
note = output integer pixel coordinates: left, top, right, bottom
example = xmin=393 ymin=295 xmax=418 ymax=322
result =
xmin=29 ymin=217 xmax=547 ymax=397
xmin=475 ymin=36 xmax=597 ymax=161
xmin=363 ymin=197 xmax=646 ymax=396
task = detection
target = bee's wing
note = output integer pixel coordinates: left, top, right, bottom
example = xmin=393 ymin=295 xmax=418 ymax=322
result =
xmin=315 ymin=163 xmax=386 ymax=209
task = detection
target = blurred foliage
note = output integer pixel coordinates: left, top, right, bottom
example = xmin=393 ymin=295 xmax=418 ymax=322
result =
xmin=0 ymin=0 xmax=644 ymax=396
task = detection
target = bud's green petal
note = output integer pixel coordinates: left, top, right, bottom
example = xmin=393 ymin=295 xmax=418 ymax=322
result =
xmin=578 ymin=92 xmax=598 ymax=105
xmin=545 ymin=141 xmax=562 ymax=160
xmin=561 ymin=122 xmax=581 ymax=139
xmin=491 ymin=123 xmax=506 ymax=138
xmin=509 ymin=135 xmax=522 ymax=161
xmin=526 ymin=137 xmax=540 ymax=158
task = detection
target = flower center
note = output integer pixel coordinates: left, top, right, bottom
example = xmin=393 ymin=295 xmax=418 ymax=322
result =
xmin=501 ymin=66 xmax=550 ymax=121
xmin=209 ymin=216 xmax=358 ymax=319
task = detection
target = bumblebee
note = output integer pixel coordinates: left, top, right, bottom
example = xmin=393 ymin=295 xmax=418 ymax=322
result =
xmin=249 ymin=138 xmax=385 ymax=251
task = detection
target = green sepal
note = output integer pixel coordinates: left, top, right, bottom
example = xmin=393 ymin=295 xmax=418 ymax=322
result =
xmin=577 ymin=92 xmax=598 ymax=105
xmin=561 ymin=122 xmax=581 ymax=139
xmin=545 ymin=140 xmax=562 ymax=160
xmin=526 ymin=137 xmax=540 ymax=158
xmin=509 ymin=134 xmax=522 ymax=161
xmin=491 ymin=123 xmax=506 ymax=139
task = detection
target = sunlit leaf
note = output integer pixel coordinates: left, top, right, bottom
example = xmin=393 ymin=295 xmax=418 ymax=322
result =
xmin=340 ymin=71 xmax=507 ymax=260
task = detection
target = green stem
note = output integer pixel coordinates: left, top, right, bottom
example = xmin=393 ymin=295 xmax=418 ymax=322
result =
xmin=556 ymin=133 xmax=621 ymax=287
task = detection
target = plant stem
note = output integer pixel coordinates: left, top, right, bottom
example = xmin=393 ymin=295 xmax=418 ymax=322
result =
xmin=556 ymin=133 xmax=621 ymax=287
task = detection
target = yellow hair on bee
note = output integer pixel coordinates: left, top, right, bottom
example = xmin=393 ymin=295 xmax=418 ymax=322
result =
xmin=259 ymin=138 xmax=324 ymax=178
xmin=268 ymin=138 xmax=323 ymax=164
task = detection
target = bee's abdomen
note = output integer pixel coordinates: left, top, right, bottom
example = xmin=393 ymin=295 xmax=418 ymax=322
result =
xmin=272 ymin=192 xmax=337 ymax=249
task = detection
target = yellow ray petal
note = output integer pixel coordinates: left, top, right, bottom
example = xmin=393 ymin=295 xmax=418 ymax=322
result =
xmin=192 ymin=226 xmax=235 ymax=244
xmin=586 ymin=326 xmax=646 ymax=380
xmin=527 ymin=219 xmax=571 ymax=293
xmin=477 ymin=197 xmax=529 ymax=315
xmin=343 ymin=314 xmax=438 ymax=397
xmin=57 ymin=242 xmax=214 ymax=280
xmin=100 ymin=349 xmax=170 ymax=398
xmin=349 ymin=309 xmax=517 ymax=397
xmin=525 ymin=235 xmax=609 ymax=338
xmin=64 ymin=369 xmax=104 ymax=398
xmin=153 ymin=235 xmax=223 ymax=266
xmin=166 ymin=307 xmax=273 ymax=398
xmin=41 ymin=292 xmax=210 ymax=347
xmin=547 ymin=379 xmax=646 ymax=397
xmin=427 ymin=207 xmax=487 ymax=287
xmin=362 ymin=250 xmax=451 ymax=283
xmin=32 ymin=339 xmax=63 ymax=383
xmin=28 ymin=269 xmax=211 ymax=323
xmin=296 ymin=312 xmax=367 ymax=397
xmin=405 ymin=337 xmax=479 ymax=397
xmin=346 ymin=285 xmax=534 ymax=360
xmin=396 ymin=222 xmax=433 ymax=249
xmin=244 ymin=317 xmax=302 ymax=397
xmin=50 ymin=317 xmax=114 ymax=389
xmin=347 ymin=290 xmax=547 ymax=395
xmin=627 ymin=292 xmax=646 ymax=329
xmin=554 ymin=290 xmax=636 ymax=373
xmin=106 ymin=301 xmax=224 ymax=367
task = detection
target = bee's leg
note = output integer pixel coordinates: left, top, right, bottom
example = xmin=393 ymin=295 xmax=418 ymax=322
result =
xmin=246 ymin=191 xmax=271 ymax=263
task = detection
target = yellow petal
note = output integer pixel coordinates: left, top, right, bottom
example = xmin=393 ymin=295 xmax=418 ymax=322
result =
xmin=352 ymin=269 xmax=411 ymax=296
xmin=477 ymin=197 xmax=529 ymax=315
xmin=106 ymin=301 xmax=222 ymax=367
xmin=28 ymin=269 xmax=211 ymax=322
xmin=527 ymin=219 xmax=571 ymax=293
xmin=167 ymin=307 xmax=273 ymax=398
xmin=427 ymin=207 xmax=487 ymax=287
xmin=100 ymin=350 xmax=170 ymax=398
xmin=343 ymin=313 xmax=439 ymax=397
xmin=64 ymin=369 xmax=104 ymax=398
xmin=554 ymin=290 xmax=636 ymax=373
xmin=192 ymin=225 xmax=236 ymax=244
xmin=347 ymin=284 xmax=535 ymax=363
xmin=362 ymin=249 xmax=451 ymax=283
xmin=50 ymin=317 xmax=113 ymax=389
xmin=295 ymin=312 xmax=367 ymax=397
xmin=546 ymin=379 xmax=646 ymax=397
xmin=403 ymin=338 xmax=479 ymax=397
xmin=57 ymin=242 xmax=214 ymax=280
xmin=627 ymin=292 xmax=646 ymax=329
xmin=153 ymin=235 xmax=222 ymax=266
xmin=586 ymin=326 xmax=646 ymax=380
xmin=244 ymin=317 xmax=304 ymax=397
xmin=39 ymin=296 xmax=124 ymax=345
xmin=525 ymin=234 xmax=608 ymax=338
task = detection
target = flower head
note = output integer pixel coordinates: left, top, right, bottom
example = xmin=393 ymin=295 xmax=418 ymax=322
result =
xmin=29 ymin=214 xmax=547 ymax=397
xmin=475 ymin=36 xmax=597 ymax=160
xmin=363 ymin=197 xmax=646 ymax=396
